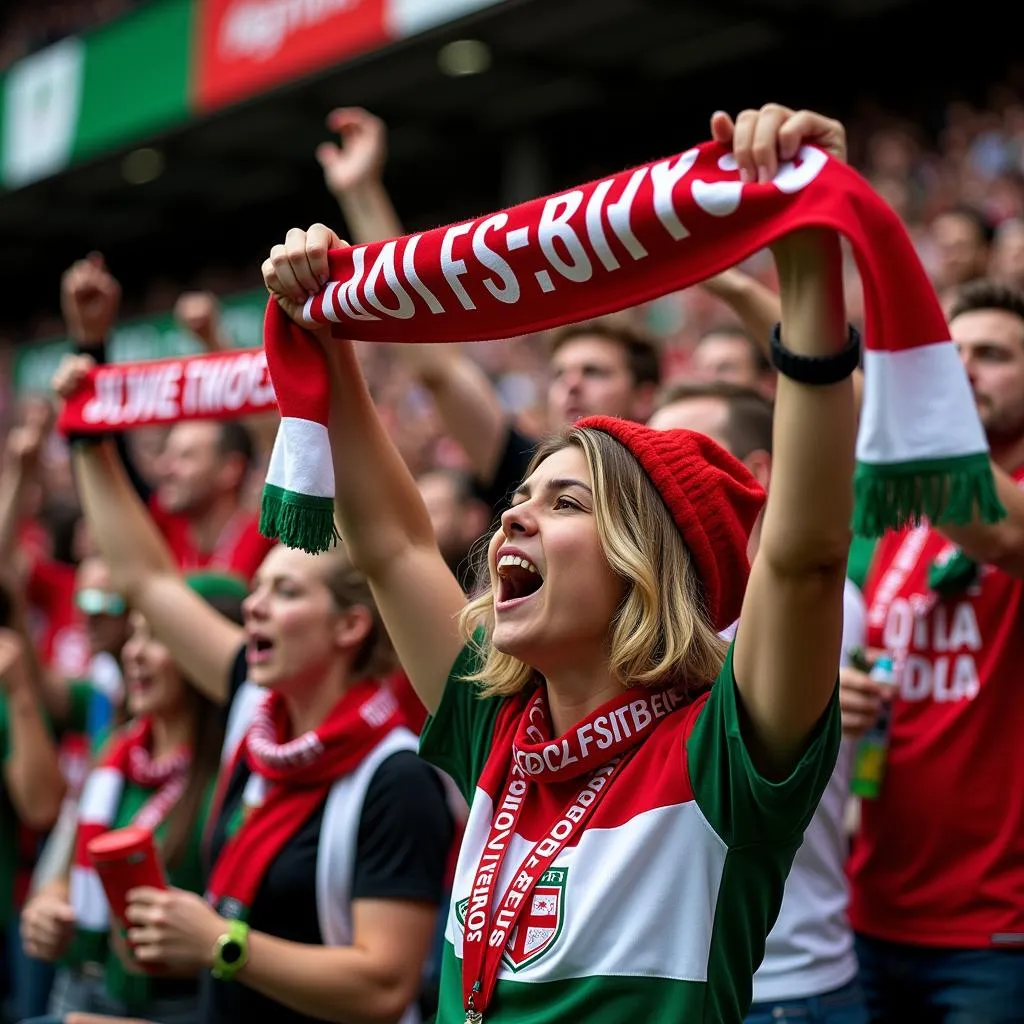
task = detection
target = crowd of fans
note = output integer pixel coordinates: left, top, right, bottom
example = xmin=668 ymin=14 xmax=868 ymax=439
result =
xmin=0 ymin=58 xmax=1023 ymax=1024
xmin=0 ymin=0 xmax=139 ymax=71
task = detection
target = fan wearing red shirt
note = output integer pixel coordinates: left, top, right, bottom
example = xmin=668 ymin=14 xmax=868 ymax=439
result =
xmin=60 ymin=255 xmax=274 ymax=583
xmin=848 ymin=280 xmax=1024 ymax=1022
xmin=149 ymin=419 xmax=274 ymax=581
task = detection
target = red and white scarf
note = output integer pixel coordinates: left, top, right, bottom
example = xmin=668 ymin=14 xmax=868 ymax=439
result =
xmin=58 ymin=139 xmax=1004 ymax=549
xmin=71 ymin=718 xmax=189 ymax=934
xmin=206 ymin=681 xmax=403 ymax=921
xmin=462 ymin=682 xmax=688 ymax=1020
xmin=58 ymin=347 xmax=276 ymax=432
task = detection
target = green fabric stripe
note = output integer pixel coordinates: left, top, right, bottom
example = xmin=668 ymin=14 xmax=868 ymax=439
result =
xmin=846 ymin=535 xmax=877 ymax=592
xmin=419 ymin=633 xmax=502 ymax=805
xmin=436 ymin=941 xmax=710 ymax=1023
xmin=853 ymin=451 xmax=1005 ymax=538
xmin=65 ymin=680 xmax=95 ymax=736
xmin=259 ymin=482 xmax=338 ymax=554
xmin=72 ymin=0 xmax=192 ymax=161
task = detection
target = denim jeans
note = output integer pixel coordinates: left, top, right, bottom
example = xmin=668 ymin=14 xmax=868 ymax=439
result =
xmin=4 ymin=920 xmax=55 ymax=1022
xmin=746 ymin=977 xmax=869 ymax=1023
xmin=855 ymin=934 xmax=1024 ymax=1023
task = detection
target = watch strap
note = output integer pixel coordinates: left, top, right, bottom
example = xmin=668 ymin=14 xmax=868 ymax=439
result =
xmin=211 ymin=918 xmax=250 ymax=981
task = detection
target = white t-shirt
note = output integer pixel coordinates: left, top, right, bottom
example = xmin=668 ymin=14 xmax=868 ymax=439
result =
xmin=723 ymin=578 xmax=866 ymax=1003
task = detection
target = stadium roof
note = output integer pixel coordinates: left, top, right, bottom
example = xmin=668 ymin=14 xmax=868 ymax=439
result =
xmin=1 ymin=0 xmax=1013 ymax=335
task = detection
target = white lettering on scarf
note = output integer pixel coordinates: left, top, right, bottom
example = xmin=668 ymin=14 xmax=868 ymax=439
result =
xmin=320 ymin=146 xmax=828 ymax=325
xmin=512 ymin=686 xmax=686 ymax=778
xmin=81 ymin=351 xmax=275 ymax=427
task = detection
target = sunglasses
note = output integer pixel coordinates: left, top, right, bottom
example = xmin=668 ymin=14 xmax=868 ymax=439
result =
xmin=75 ymin=589 xmax=127 ymax=617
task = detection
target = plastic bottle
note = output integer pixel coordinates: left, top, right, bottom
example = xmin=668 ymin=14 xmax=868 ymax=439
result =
xmin=849 ymin=654 xmax=897 ymax=799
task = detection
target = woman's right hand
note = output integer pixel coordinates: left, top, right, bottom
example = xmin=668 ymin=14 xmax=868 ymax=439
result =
xmin=21 ymin=887 xmax=76 ymax=961
xmin=839 ymin=650 xmax=893 ymax=738
xmin=262 ymin=223 xmax=347 ymax=326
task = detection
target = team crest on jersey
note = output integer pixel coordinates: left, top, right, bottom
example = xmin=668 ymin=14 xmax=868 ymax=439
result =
xmin=456 ymin=867 xmax=568 ymax=972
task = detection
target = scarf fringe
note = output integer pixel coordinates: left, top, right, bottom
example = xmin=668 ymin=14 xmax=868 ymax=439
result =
xmin=852 ymin=452 xmax=1005 ymax=538
xmin=259 ymin=484 xmax=339 ymax=555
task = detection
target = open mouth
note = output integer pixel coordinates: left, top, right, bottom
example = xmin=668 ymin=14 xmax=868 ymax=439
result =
xmin=126 ymin=675 xmax=153 ymax=699
xmin=247 ymin=636 xmax=276 ymax=665
xmin=496 ymin=553 xmax=544 ymax=607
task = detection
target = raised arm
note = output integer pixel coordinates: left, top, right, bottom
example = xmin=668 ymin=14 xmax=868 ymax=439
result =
xmin=701 ymin=267 xmax=782 ymax=349
xmin=933 ymin=465 xmax=1024 ymax=576
xmin=0 ymin=629 xmax=65 ymax=830
xmin=0 ymin=403 xmax=50 ymax=570
xmin=264 ymin=227 xmax=467 ymax=713
xmin=319 ymin=106 xmax=513 ymax=485
xmin=728 ymin=107 xmax=856 ymax=776
xmin=56 ymin=358 xmax=242 ymax=705
xmin=703 ymin=265 xmax=865 ymax=410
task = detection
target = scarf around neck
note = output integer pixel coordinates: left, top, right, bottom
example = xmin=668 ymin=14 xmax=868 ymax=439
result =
xmin=71 ymin=718 xmax=189 ymax=933
xmin=205 ymin=680 xmax=403 ymax=921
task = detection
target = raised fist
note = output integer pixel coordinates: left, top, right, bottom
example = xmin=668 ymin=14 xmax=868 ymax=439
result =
xmin=60 ymin=253 xmax=121 ymax=346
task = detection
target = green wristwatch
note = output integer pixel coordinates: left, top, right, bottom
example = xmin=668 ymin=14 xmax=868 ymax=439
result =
xmin=211 ymin=919 xmax=250 ymax=981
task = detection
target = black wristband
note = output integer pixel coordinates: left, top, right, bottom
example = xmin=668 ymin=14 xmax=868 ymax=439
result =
xmin=73 ymin=338 xmax=109 ymax=364
xmin=769 ymin=323 xmax=861 ymax=385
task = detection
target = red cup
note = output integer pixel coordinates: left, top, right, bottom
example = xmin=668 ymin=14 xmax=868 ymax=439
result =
xmin=87 ymin=825 xmax=167 ymax=925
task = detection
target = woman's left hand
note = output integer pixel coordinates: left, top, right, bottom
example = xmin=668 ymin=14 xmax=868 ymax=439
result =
xmin=124 ymin=886 xmax=226 ymax=973
xmin=711 ymin=103 xmax=846 ymax=183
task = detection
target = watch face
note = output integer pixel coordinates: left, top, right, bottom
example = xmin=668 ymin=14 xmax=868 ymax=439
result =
xmin=221 ymin=940 xmax=243 ymax=965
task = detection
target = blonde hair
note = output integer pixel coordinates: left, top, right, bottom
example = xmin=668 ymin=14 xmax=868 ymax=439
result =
xmin=459 ymin=426 xmax=729 ymax=698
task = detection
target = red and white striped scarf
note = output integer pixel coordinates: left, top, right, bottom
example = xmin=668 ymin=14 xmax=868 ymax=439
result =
xmin=206 ymin=682 xmax=403 ymax=921
xmin=70 ymin=718 xmax=189 ymax=934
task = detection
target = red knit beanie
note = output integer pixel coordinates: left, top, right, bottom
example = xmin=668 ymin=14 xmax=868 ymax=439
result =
xmin=576 ymin=416 xmax=766 ymax=632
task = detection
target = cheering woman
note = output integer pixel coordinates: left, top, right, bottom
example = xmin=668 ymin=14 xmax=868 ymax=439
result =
xmin=47 ymin=381 xmax=455 ymax=1024
xmin=261 ymin=103 xmax=856 ymax=1023
xmin=19 ymin=571 xmax=239 ymax=1024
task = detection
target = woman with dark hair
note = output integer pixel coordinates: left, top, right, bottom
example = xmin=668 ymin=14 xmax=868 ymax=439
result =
xmin=37 ymin=383 xmax=454 ymax=1024
xmin=19 ymin=572 xmax=242 ymax=1024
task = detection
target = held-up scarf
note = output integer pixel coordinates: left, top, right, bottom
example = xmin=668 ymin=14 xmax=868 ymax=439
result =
xmin=205 ymin=681 xmax=403 ymax=922
xmin=256 ymin=139 xmax=1004 ymax=552
xmin=58 ymin=348 xmax=276 ymax=433
xmin=71 ymin=718 xmax=189 ymax=933
xmin=461 ymin=682 xmax=689 ymax=1021
xmin=57 ymin=140 xmax=1004 ymax=548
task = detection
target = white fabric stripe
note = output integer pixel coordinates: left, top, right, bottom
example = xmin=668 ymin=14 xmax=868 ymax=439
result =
xmin=316 ymin=728 xmax=423 ymax=1024
xmin=77 ymin=767 xmax=123 ymax=825
xmin=265 ymin=417 xmax=334 ymax=498
xmin=69 ymin=865 xmax=109 ymax=931
xmin=446 ymin=789 xmax=728 ymax=984
xmin=857 ymin=344 xmax=987 ymax=465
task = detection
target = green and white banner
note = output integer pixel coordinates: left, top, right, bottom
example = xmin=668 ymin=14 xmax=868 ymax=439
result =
xmin=2 ymin=38 xmax=84 ymax=187
xmin=0 ymin=0 xmax=507 ymax=190
xmin=2 ymin=0 xmax=193 ymax=190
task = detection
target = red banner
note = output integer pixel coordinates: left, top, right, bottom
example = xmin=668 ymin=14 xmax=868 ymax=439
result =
xmin=58 ymin=349 xmax=277 ymax=434
xmin=194 ymin=0 xmax=389 ymax=112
